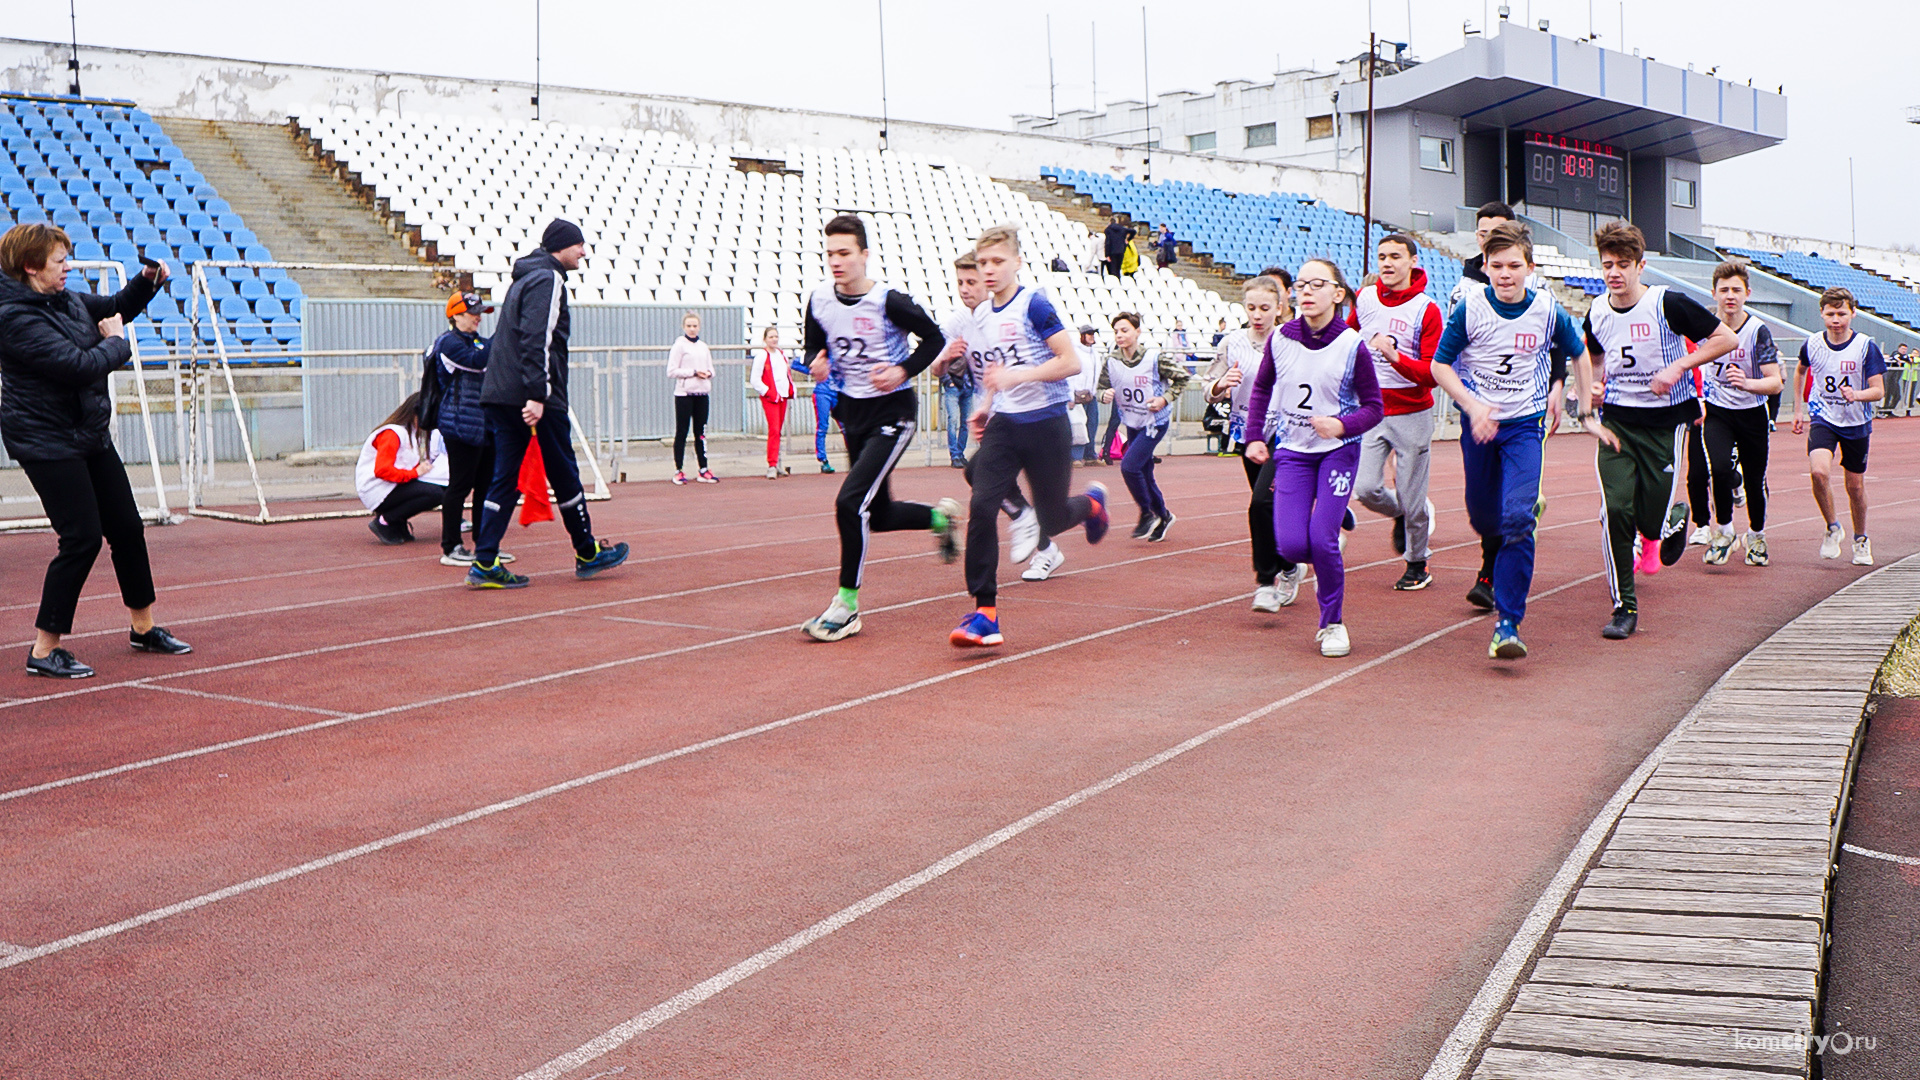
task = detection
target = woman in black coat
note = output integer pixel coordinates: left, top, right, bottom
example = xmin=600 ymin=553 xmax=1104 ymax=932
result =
xmin=0 ymin=223 xmax=191 ymax=679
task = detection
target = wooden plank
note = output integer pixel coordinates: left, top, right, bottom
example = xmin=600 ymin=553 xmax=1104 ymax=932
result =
xmin=1622 ymin=803 xmax=1834 ymax=824
xmin=1632 ymin=790 xmax=1835 ymax=811
xmin=1643 ymin=776 xmax=1841 ymax=798
xmin=1528 ymin=955 xmax=1819 ymax=998
xmin=1611 ymin=819 xmax=1832 ymax=841
xmin=1509 ymin=984 xmax=1812 ymax=1030
xmin=1599 ymin=850 xmax=1828 ymax=876
xmin=1688 ymin=721 xmax=1858 ymax=737
xmin=1573 ymin=887 xmax=1826 ymax=920
xmin=1658 ymin=754 xmax=1850 ymax=774
xmin=1684 ymin=729 xmax=1856 ymax=745
xmin=1653 ymin=764 xmax=1846 ymax=782
xmin=1584 ymin=868 xmax=1823 ymax=894
xmin=1474 ymin=1047 xmax=1787 ymax=1080
xmin=1556 ymin=909 xmax=1822 ymax=943
xmin=1490 ymin=1012 xmax=1808 ymax=1071
xmin=1663 ymin=742 xmax=1851 ymax=760
xmin=1602 ymin=835 xmax=1831 ymax=859
xmin=1546 ymin=931 xmax=1821 ymax=970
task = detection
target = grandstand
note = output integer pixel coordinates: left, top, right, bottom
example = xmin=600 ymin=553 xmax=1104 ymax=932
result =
xmin=1724 ymin=247 xmax=1920 ymax=331
xmin=293 ymin=107 xmax=1240 ymax=343
xmin=0 ymin=93 xmax=303 ymax=356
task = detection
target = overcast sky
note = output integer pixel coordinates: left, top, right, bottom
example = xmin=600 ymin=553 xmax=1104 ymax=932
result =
xmin=12 ymin=0 xmax=1915 ymax=248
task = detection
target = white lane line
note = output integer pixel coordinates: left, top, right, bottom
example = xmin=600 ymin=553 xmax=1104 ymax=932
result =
xmin=599 ymin=617 xmax=743 ymax=633
xmin=0 ymin=586 xmax=1268 ymax=973
xmin=136 ymin=684 xmax=351 ymax=718
xmin=1 ymin=532 xmax=841 ymax=650
xmin=514 ymin=567 xmax=1600 ymax=1080
xmin=0 ymin=539 xmax=1250 ymax=803
xmin=0 ymin=942 xmax=22 ymax=957
xmin=1842 ymin=843 xmax=1920 ymax=866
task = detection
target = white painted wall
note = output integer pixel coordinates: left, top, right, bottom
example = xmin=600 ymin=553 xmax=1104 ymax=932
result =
xmin=0 ymin=36 xmax=1360 ymax=210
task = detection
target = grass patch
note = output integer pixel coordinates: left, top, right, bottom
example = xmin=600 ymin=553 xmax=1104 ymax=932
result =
xmin=1875 ymin=613 xmax=1920 ymax=698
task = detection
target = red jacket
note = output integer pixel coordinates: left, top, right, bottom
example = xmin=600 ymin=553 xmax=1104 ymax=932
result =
xmin=1348 ymin=268 xmax=1445 ymax=415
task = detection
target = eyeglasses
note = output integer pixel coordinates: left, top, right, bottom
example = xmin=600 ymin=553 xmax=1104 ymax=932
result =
xmin=1293 ymin=278 xmax=1336 ymax=293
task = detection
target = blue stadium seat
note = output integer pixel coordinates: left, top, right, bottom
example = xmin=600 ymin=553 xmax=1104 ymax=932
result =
xmin=164 ymin=225 xmax=193 ymax=247
xmin=151 ymin=209 xmax=182 ymax=230
xmin=230 ymin=227 xmax=258 ymax=248
xmin=259 ymin=266 xmax=288 ymax=283
xmin=131 ymin=225 xmax=163 ymax=247
xmin=236 ymin=315 xmax=272 ymax=344
xmin=184 ymin=210 xmax=214 ymax=232
xmin=270 ymin=316 xmax=300 ymax=342
xmin=211 ymin=243 xmax=241 ymax=262
xmin=207 ymin=199 xmax=234 ymax=218
xmin=242 ymin=245 xmax=270 ymax=262
xmin=239 ymin=278 xmax=270 ymax=301
xmin=176 ymin=242 xmax=208 ymax=263
xmin=72 ymin=240 xmax=106 ymax=260
xmin=195 ymin=227 xmax=224 ymax=248
xmin=285 ymin=297 xmax=303 ymax=319
xmin=253 ymin=297 xmax=286 ymax=320
xmin=273 ymin=278 xmax=304 ymax=300
xmin=216 ymin=212 xmax=243 ymax=233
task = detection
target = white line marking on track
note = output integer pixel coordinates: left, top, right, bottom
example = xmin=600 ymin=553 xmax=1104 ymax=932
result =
xmin=136 ymin=684 xmax=351 ymax=718
xmin=598 ymin=617 xmax=743 ymax=633
xmin=1842 ymin=842 xmax=1920 ymax=866
xmin=512 ymin=568 xmax=1601 ymax=1080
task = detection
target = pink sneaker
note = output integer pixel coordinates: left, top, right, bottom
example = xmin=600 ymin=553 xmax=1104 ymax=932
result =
xmin=697 ymin=469 xmax=718 ymax=484
xmin=1634 ymin=536 xmax=1662 ymax=576
xmin=672 ymin=471 xmax=688 ymax=486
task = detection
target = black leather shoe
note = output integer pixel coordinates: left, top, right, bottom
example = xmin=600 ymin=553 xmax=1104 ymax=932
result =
xmin=1602 ymin=606 xmax=1639 ymax=640
xmin=1465 ymin=577 xmax=1495 ymax=611
xmin=26 ymin=647 xmax=94 ymax=679
xmin=130 ymin=625 xmax=193 ymax=655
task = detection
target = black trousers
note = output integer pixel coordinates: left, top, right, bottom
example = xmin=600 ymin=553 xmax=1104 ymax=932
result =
xmin=1685 ymin=421 xmax=1711 ymax=528
xmin=22 ymin=447 xmax=155 ymax=635
xmin=440 ymin=434 xmax=490 ymax=553
xmin=673 ymin=394 xmax=710 ymax=470
xmin=835 ymin=404 xmax=933 ymax=590
xmin=1241 ymin=451 xmax=1297 ymax=584
xmin=1703 ymin=402 xmax=1770 ymax=531
xmin=966 ymin=413 xmax=1092 ymax=605
xmin=963 ymin=452 xmax=1033 ymax=516
xmin=474 ymin=404 xmax=594 ymax=563
xmin=375 ymin=479 xmax=445 ymax=529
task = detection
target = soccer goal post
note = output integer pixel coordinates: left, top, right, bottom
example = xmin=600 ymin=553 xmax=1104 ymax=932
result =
xmin=181 ymin=261 xmax=610 ymax=525
xmin=0 ymin=260 xmax=175 ymax=533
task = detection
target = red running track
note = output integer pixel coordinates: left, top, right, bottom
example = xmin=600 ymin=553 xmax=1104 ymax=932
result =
xmin=4 ymin=423 xmax=1920 ymax=1079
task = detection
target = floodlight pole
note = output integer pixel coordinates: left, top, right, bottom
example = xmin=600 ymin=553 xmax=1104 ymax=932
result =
xmin=532 ymin=0 xmax=542 ymax=120
xmin=878 ymin=0 xmax=891 ymax=150
xmin=1047 ymin=15 xmax=1057 ymax=120
xmin=67 ymin=0 xmax=81 ymax=97
xmin=1364 ymin=34 xmax=1377 ymax=273
xmin=1140 ymin=6 xmax=1151 ymax=182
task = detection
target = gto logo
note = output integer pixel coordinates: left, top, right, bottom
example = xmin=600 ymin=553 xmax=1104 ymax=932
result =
xmin=854 ymin=316 xmax=878 ymax=333
xmin=1513 ymin=333 xmax=1540 ymax=351
xmin=999 ymin=323 xmax=1020 ymax=341
xmin=1390 ymin=317 xmax=1410 ymax=335
xmin=1631 ymin=323 xmax=1653 ymax=340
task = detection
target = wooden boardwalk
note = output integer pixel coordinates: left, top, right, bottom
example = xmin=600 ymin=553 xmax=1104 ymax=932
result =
xmin=1470 ymin=557 xmax=1920 ymax=1079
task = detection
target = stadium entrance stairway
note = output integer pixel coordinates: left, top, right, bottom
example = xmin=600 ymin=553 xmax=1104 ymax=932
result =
xmin=1002 ymin=177 xmax=1244 ymax=305
xmin=157 ymin=119 xmax=446 ymax=301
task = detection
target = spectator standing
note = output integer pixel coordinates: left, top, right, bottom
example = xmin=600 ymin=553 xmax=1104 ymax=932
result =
xmin=420 ymin=290 xmax=501 ymax=566
xmin=357 ymin=391 xmax=448 ymax=544
xmin=469 ymin=218 xmax=629 ymax=588
xmin=1902 ymin=344 xmax=1920 ymax=416
xmin=1074 ymin=323 xmax=1102 ymax=463
xmin=750 ymin=326 xmax=795 ymax=478
xmin=667 ymin=311 xmax=717 ymax=484
xmin=1103 ymin=215 xmax=1131 ymax=279
xmin=940 ymin=252 xmax=987 ymax=467
xmin=0 ymin=222 xmax=190 ymax=678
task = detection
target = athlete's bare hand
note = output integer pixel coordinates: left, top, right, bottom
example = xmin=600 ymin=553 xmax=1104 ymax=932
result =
xmin=1369 ymin=332 xmax=1396 ymax=361
xmin=1584 ymin=415 xmax=1618 ymax=450
xmin=1147 ymin=395 xmax=1167 ymax=413
xmin=1309 ymin=415 xmax=1344 ymax=439
xmin=1545 ymin=389 xmax=1565 ymax=433
xmin=809 ymin=355 xmax=830 ymax=382
xmin=1464 ymin=402 xmax=1499 ymax=444
xmin=1072 ymin=389 xmax=1093 ymax=404
xmin=1244 ymin=440 xmax=1270 ymax=465
xmin=1725 ymin=365 xmax=1750 ymax=391
xmin=1211 ymin=369 xmax=1241 ymax=400
xmin=521 ymin=399 xmax=544 ymax=426
xmin=1840 ymin=384 xmax=1861 ymax=403
xmin=1791 ymin=415 xmax=1806 ymax=435
xmin=1650 ymin=365 xmax=1682 ymax=395
xmin=968 ymin=408 xmax=989 ymax=442
xmin=1099 ymin=388 xmax=1115 ymax=405
xmin=982 ymin=362 xmax=1021 ymax=392
xmin=871 ymin=364 xmax=907 ymax=393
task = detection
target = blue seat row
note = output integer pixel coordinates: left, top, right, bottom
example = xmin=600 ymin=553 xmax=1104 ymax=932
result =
xmin=1725 ymin=248 xmax=1920 ymax=332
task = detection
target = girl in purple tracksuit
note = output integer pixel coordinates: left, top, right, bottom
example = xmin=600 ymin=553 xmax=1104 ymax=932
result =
xmin=1244 ymin=259 xmax=1383 ymax=658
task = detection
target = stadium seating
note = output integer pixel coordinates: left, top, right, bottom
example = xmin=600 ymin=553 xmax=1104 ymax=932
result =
xmin=1726 ymin=247 xmax=1920 ymax=331
xmin=0 ymin=94 xmax=295 ymax=358
xmin=294 ymin=106 xmax=1239 ymax=347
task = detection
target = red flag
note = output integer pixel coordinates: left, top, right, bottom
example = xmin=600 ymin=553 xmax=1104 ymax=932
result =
xmin=517 ymin=428 xmax=554 ymax=526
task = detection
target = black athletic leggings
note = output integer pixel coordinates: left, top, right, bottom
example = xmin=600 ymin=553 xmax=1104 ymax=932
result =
xmin=1703 ymin=402 xmax=1769 ymax=532
xmin=375 ymin=479 xmax=445 ymax=530
xmin=1686 ymin=421 xmax=1712 ymax=528
xmin=835 ymin=405 xmax=934 ymax=590
xmin=1241 ymin=451 xmax=1298 ymax=584
xmin=22 ymin=447 xmax=155 ymax=635
xmin=965 ymin=413 xmax=1092 ymax=605
xmin=673 ymin=394 xmax=710 ymax=471
xmin=440 ymin=434 xmax=490 ymax=553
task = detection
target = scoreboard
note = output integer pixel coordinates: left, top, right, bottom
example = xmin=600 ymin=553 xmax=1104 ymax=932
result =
xmin=1512 ymin=132 xmax=1627 ymax=217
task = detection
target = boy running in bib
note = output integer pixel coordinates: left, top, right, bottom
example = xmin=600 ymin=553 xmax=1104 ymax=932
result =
xmin=1207 ymin=277 xmax=1303 ymax=611
xmin=1700 ymin=261 xmax=1782 ymax=566
xmin=799 ymin=214 xmax=960 ymax=642
xmin=1791 ymin=287 xmax=1886 ymax=565
xmin=1244 ymin=259 xmax=1383 ymax=658
xmin=1584 ymin=221 xmax=1737 ymax=639
xmin=1429 ymin=223 xmax=1599 ymax=660
xmin=1349 ymin=233 xmax=1443 ymax=591
xmin=1099 ymin=313 xmax=1188 ymax=541
xmin=950 ymin=225 xmax=1109 ymax=647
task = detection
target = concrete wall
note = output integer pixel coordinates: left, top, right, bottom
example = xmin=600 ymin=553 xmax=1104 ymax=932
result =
xmin=0 ymin=37 xmax=1359 ymax=210
xmin=1364 ymin=110 xmax=1466 ymax=231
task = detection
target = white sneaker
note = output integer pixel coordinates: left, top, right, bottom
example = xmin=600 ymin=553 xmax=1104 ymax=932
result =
xmin=1009 ymin=505 xmax=1042 ymax=563
xmin=1021 ymin=543 xmax=1064 ymax=581
xmin=767 ymin=466 xmax=779 ymax=479
xmin=1688 ymin=524 xmax=1713 ymax=546
xmin=802 ymin=597 xmax=862 ymax=642
xmin=1744 ymin=531 xmax=1769 ymax=566
xmin=1276 ymin=565 xmax=1304 ymax=607
xmin=1853 ymin=536 xmax=1873 ymax=565
xmin=1821 ymin=524 xmax=1844 ymax=560
xmin=1316 ymin=622 xmax=1351 ymax=657
xmin=1251 ymin=584 xmax=1282 ymax=613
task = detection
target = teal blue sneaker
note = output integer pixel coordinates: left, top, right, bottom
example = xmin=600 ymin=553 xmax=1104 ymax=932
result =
xmin=575 ymin=540 xmax=631 ymax=580
xmin=1489 ymin=618 xmax=1527 ymax=660
xmin=467 ymin=559 xmax=529 ymax=589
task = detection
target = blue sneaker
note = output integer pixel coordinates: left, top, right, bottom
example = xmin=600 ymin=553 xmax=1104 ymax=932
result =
xmin=467 ymin=559 xmax=530 ymax=589
xmin=1489 ymin=618 xmax=1527 ymax=660
xmin=575 ymin=540 xmax=630 ymax=579
xmin=1083 ymin=483 xmax=1110 ymax=545
xmin=949 ymin=610 xmax=1004 ymax=647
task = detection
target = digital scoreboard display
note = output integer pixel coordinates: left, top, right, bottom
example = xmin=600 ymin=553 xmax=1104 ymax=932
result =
xmin=1515 ymin=132 xmax=1626 ymax=217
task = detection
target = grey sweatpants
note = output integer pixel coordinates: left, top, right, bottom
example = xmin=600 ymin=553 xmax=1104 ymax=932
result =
xmin=1354 ymin=408 xmax=1435 ymax=561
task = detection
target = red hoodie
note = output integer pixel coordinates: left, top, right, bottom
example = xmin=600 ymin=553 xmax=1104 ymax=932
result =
xmin=1348 ymin=267 xmax=1445 ymax=415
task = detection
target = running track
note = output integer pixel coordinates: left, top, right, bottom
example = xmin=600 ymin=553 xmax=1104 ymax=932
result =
xmin=5 ymin=424 xmax=1920 ymax=1079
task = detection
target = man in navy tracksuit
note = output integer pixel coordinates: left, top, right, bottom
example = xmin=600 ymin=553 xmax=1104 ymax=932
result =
xmin=468 ymin=219 xmax=629 ymax=588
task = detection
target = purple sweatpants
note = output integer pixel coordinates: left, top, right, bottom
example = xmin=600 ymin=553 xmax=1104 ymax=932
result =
xmin=1271 ymin=442 xmax=1361 ymax=628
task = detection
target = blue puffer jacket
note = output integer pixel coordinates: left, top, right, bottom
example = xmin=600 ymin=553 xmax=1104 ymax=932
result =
xmin=424 ymin=328 xmax=491 ymax=446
